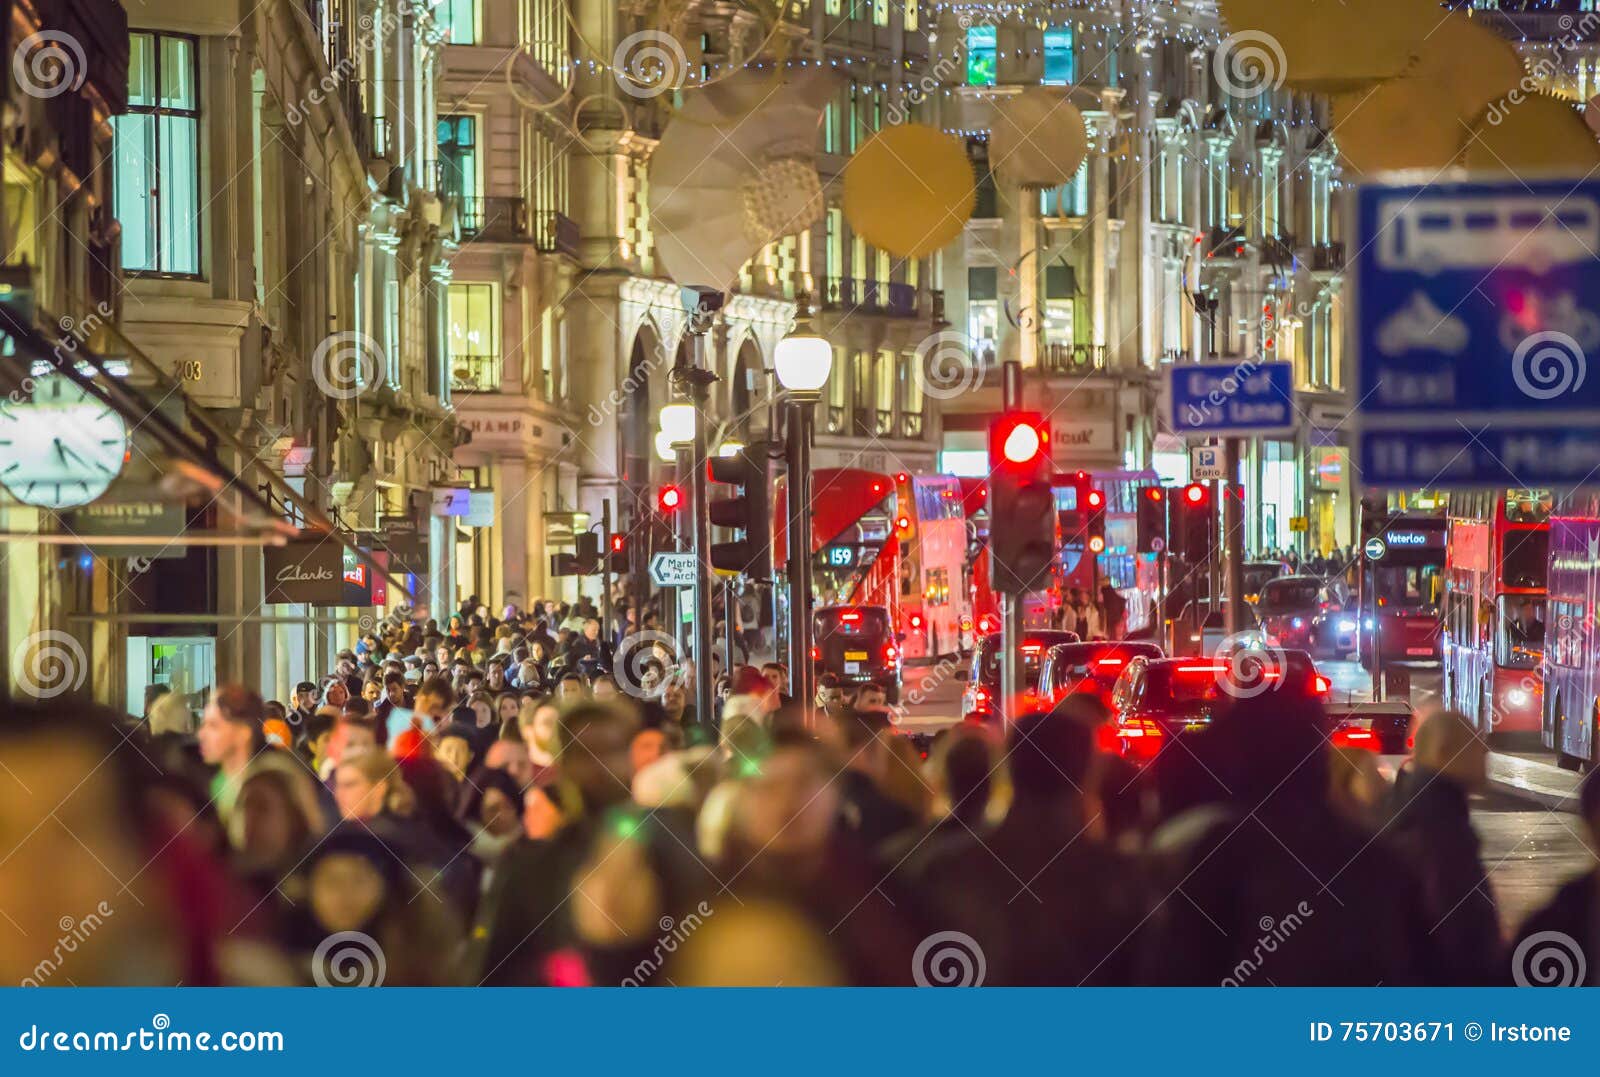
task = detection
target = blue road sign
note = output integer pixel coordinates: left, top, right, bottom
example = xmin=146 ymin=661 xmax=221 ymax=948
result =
xmin=1167 ymin=359 xmax=1295 ymax=438
xmin=1355 ymin=175 xmax=1600 ymax=487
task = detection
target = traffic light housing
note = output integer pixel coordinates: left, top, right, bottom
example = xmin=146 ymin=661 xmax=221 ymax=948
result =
xmin=1137 ymin=486 xmax=1168 ymax=554
xmin=707 ymin=443 xmax=772 ymax=578
xmin=1085 ymin=488 xmax=1106 ymax=555
xmin=988 ymin=412 xmax=1054 ymax=595
xmin=607 ymin=533 xmax=628 ymax=575
xmin=551 ymin=531 xmax=602 ymax=577
xmin=1175 ymin=482 xmax=1215 ymax=565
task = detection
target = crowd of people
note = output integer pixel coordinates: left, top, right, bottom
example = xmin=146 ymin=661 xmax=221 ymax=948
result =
xmin=3 ymin=591 xmax=1596 ymax=988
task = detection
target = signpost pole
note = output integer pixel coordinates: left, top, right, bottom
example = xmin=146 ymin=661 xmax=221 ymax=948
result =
xmin=1001 ymin=360 xmax=1024 ymax=720
xmin=600 ymin=499 xmax=614 ymax=664
xmin=1224 ymin=437 xmax=1244 ymax=637
xmin=786 ymin=396 xmax=817 ymax=715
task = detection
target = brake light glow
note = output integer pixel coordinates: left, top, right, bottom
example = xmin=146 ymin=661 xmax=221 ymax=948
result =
xmin=1022 ymin=643 xmax=1041 ymax=655
xmin=882 ymin=644 xmax=899 ymax=662
xmin=1312 ymin=674 xmax=1331 ymax=695
xmin=1096 ymin=657 xmax=1124 ymax=667
xmin=1177 ymin=663 xmax=1228 ymax=673
xmin=840 ymin=611 xmax=861 ymax=623
xmin=909 ymin=613 xmax=923 ymax=629
xmin=810 ymin=646 xmax=821 ymax=661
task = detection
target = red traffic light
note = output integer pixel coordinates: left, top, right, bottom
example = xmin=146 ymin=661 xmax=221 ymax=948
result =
xmin=1088 ymin=535 xmax=1106 ymax=554
xmin=1087 ymin=489 xmax=1105 ymax=509
xmin=896 ymin=515 xmax=911 ymax=531
xmin=991 ymin=412 xmax=1049 ymax=466
xmin=896 ymin=471 xmax=909 ymax=483
xmin=1144 ymin=487 xmax=1164 ymax=502
xmin=658 ymin=484 xmax=684 ymax=512
xmin=609 ymin=534 xmax=625 ymax=553
xmin=1183 ymin=483 xmax=1209 ymax=506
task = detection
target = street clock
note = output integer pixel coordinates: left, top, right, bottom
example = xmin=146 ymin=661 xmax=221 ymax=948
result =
xmin=0 ymin=373 xmax=129 ymax=509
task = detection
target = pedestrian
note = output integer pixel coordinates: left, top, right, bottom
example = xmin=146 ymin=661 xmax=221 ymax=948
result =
xmin=1511 ymin=768 xmax=1600 ymax=985
xmin=197 ymin=685 xmax=266 ymax=823
xmin=1387 ymin=709 xmax=1504 ymax=984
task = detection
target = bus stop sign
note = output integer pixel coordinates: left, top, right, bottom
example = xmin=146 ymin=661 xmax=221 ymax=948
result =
xmin=1355 ymin=175 xmax=1600 ymax=488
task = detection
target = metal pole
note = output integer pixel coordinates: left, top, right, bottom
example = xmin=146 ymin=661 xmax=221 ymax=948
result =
xmin=1000 ymin=360 xmax=1024 ymax=721
xmin=674 ymin=446 xmax=692 ymax=662
xmin=787 ymin=397 xmax=817 ymax=714
xmin=600 ymin=499 xmax=614 ymax=659
xmin=1224 ymin=437 xmax=1245 ymax=637
xmin=689 ymin=350 xmax=716 ymax=731
xmin=724 ymin=577 xmax=738 ymax=675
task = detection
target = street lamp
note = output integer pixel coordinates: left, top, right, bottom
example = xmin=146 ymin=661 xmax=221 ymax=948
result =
xmin=773 ymin=299 xmax=833 ymax=716
xmin=657 ymin=401 xmax=700 ymax=664
xmin=659 ymin=402 xmax=697 ymax=447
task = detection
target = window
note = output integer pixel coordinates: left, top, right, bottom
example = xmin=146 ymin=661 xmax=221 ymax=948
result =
xmin=823 ymin=97 xmax=839 ymax=154
xmin=448 ymin=282 xmax=500 ymax=391
xmin=1309 ymin=165 xmax=1331 ymax=245
xmin=967 ymin=267 xmax=998 ymax=363
xmin=114 ymin=32 xmax=200 ymax=276
xmin=1041 ymin=159 xmax=1089 ymax=217
xmin=966 ymin=26 xmax=996 ymax=86
xmin=1043 ymin=27 xmax=1074 ymax=85
xmin=873 ymin=0 xmax=888 ymax=26
xmin=438 ymin=115 xmax=480 ymax=225
xmin=905 ymin=0 xmax=919 ymax=32
xmin=439 ymin=0 xmax=480 ymax=44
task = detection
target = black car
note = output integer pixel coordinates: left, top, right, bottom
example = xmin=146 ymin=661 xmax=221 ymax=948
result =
xmin=1038 ymin=640 xmax=1166 ymax=710
xmin=813 ymin=605 xmax=901 ymax=703
xmin=1108 ymin=657 xmax=1225 ymax=763
xmin=962 ymin=629 xmax=1081 ymax=718
xmin=1253 ymin=575 xmax=1324 ymax=651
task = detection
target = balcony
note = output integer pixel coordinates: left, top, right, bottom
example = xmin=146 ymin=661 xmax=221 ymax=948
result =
xmin=1310 ymin=242 xmax=1345 ymax=272
xmin=449 ymin=353 xmax=501 ymax=393
xmin=822 ymin=277 xmax=919 ymax=317
xmin=533 ymin=210 xmax=581 ymax=258
xmin=1260 ymin=232 xmax=1297 ymax=267
xmin=459 ymin=196 xmax=527 ymax=241
xmin=1042 ymin=343 xmax=1107 ymax=375
xmin=1202 ymin=225 xmax=1248 ymax=260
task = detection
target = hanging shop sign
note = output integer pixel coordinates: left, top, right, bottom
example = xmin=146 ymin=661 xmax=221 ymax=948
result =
xmin=263 ymin=540 xmax=345 ymax=605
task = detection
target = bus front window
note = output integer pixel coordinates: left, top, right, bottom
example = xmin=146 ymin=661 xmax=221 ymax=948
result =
xmin=1374 ymin=564 xmax=1442 ymax=612
xmin=1495 ymin=595 xmax=1545 ymax=670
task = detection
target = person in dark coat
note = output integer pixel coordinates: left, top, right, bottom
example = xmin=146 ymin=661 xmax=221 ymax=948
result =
xmin=902 ymin=709 xmax=1146 ymax=985
xmin=1137 ymin=693 xmax=1438 ymax=986
xmin=1510 ymin=768 xmax=1600 ymax=985
xmin=1386 ymin=708 xmax=1504 ymax=984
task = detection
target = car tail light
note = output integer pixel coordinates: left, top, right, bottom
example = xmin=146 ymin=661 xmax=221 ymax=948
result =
xmin=1094 ymin=723 xmax=1119 ymax=753
xmin=909 ymin=613 xmax=923 ymax=629
xmin=810 ymin=646 xmax=821 ymax=661
xmin=1096 ymin=657 xmax=1124 ymax=667
xmin=1312 ymin=674 xmax=1331 ymax=696
xmin=1022 ymin=643 xmax=1041 ymax=655
xmin=1330 ymin=726 xmax=1379 ymax=751
xmin=1116 ymin=718 xmax=1164 ymax=739
xmin=840 ymin=610 xmax=861 ymax=623
xmin=1177 ymin=663 xmax=1227 ymax=674
xmin=882 ymin=644 xmax=899 ymax=663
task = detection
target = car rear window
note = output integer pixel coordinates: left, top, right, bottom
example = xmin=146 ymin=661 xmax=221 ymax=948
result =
xmin=814 ymin=609 xmax=890 ymax=640
xmin=1260 ymin=580 xmax=1320 ymax=608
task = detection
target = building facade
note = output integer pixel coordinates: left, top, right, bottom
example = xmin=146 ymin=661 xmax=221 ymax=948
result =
xmin=930 ymin=0 xmax=1354 ymax=558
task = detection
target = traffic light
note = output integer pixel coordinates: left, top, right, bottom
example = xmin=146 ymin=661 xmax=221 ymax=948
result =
xmin=658 ymin=484 xmax=684 ymax=514
xmin=707 ymin=443 xmax=772 ymax=578
xmin=551 ymin=531 xmax=602 ymax=577
xmin=607 ymin=533 xmax=628 ymax=575
xmin=1085 ymin=488 xmax=1106 ymax=555
xmin=1175 ymin=482 xmax=1215 ymax=565
xmin=988 ymin=412 xmax=1054 ymax=595
xmin=1137 ymin=486 xmax=1168 ymax=554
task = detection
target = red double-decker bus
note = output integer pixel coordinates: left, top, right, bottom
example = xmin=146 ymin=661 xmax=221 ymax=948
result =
xmin=958 ymin=477 xmax=998 ymax=647
xmin=1442 ymin=490 xmax=1550 ymax=744
xmin=893 ymin=472 xmax=969 ymax=660
xmin=773 ymin=467 xmax=901 ymax=636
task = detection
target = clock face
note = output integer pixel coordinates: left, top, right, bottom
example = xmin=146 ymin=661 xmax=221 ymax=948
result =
xmin=0 ymin=378 xmax=129 ymax=509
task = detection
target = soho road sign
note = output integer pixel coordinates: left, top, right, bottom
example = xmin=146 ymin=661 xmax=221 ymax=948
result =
xmin=1167 ymin=360 xmax=1296 ymax=438
xmin=649 ymin=551 xmax=698 ymax=588
xmin=1354 ymin=175 xmax=1600 ymax=488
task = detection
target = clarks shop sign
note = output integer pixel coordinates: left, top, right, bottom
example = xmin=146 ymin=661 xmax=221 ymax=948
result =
xmin=263 ymin=540 xmax=345 ymax=605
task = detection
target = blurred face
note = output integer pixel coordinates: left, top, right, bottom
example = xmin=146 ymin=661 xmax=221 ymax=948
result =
xmin=295 ymin=688 xmax=317 ymax=711
xmin=435 ymin=737 xmax=472 ymax=781
xmin=498 ymin=695 xmax=521 ymax=723
xmin=487 ymin=666 xmax=506 ymax=689
xmin=436 ymin=646 xmax=452 ymax=665
xmin=325 ymin=682 xmax=349 ymax=708
xmin=593 ymin=679 xmax=619 ymax=701
xmin=856 ymin=685 xmax=887 ymax=711
xmin=334 ymin=762 xmax=386 ymax=821
xmin=630 ymin=729 xmax=667 ymax=775
xmin=386 ymin=681 xmax=406 ymax=705
xmin=662 ymin=684 xmax=686 ymax=716
xmin=521 ymin=704 xmax=559 ymax=757
xmin=197 ymin=699 xmax=250 ymax=768
xmin=362 ymin=680 xmax=381 ymax=701
xmin=557 ymin=678 xmax=584 ymax=701
xmin=309 ymin=854 xmax=386 ymax=933
xmin=480 ymin=788 xmax=519 ymax=837
xmin=329 ymin=721 xmax=376 ymax=766
xmin=524 ymin=785 xmax=564 ymax=840
xmin=764 ymin=667 xmax=788 ymax=694
xmin=470 ymin=699 xmax=494 ymax=729
xmin=584 ymin=620 xmax=600 ymax=641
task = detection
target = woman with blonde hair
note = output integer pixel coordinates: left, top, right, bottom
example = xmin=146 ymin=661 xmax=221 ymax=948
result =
xmin=332 ymin=750 xmax=415 ymax=823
